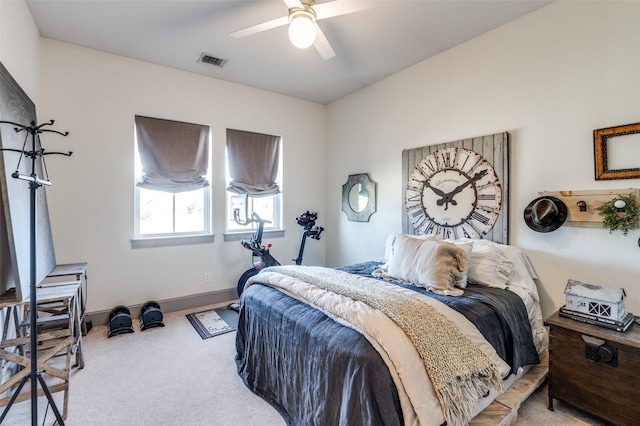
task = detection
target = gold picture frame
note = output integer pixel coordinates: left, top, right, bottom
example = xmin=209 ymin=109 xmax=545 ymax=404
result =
xmin=594 ymin=122 xmax=640 ymax=180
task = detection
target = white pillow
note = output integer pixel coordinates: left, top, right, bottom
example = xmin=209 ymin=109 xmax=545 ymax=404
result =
xmin=501 ymin=245 xmax=540 ymax=303
xmin=386 ymin=234 xmax=469 ymax=296
xmin=382 ymin=232 xmax=442 ymax=264
xmin=466 ymin=239 xmax=514 ymax=289
xmin=447 ymin=239 xmax=539 ymax=296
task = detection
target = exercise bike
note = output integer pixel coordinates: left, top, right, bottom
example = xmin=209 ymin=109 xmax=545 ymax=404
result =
xmin=234 ymin=210 xmax=324 ymax=298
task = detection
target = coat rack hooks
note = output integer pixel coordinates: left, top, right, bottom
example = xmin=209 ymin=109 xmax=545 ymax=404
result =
xmin=0 ymin=119 xmax=72 ymax=184
xmin=538 ymin=189 xmax=640 ymax=228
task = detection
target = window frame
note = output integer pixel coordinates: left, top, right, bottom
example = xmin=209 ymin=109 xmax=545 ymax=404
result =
xmin=131 ymin=123 xmax=213 ymax=248
xmin=223 ymin=136 xmax=283 ymax=240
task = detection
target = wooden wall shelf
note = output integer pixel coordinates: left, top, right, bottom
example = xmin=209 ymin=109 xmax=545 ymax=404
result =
xmin=538 ymin=188 xmax=639 ymax=228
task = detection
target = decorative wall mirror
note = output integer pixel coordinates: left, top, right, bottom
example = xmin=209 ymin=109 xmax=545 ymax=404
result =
xmin=342 ymin=173 xmax=376 ymax=222
xmin=594 ymin=122 xmax=640 ymax=180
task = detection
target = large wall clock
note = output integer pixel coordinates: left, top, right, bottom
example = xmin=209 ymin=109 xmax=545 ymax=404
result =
xmin=405 ymin=146 xmax=502 ymax=239
xmin=402 ymin=132 xmax=509 ymax=244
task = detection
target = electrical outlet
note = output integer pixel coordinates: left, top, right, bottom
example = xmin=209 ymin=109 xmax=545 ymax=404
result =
xmin=204 ymin=272 xmax=211 ymax=283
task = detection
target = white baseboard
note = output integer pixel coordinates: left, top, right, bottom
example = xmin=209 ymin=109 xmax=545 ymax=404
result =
xmin=86 ymin=288 xmax=238 ymax=327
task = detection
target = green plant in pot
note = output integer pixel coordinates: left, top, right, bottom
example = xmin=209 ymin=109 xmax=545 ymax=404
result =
xmin=596 ymin=194 xmax=639 ymax=236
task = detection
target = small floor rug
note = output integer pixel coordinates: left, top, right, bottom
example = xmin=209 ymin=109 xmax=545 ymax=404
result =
xmin=186 ymin=307 xmax=239 ymax=339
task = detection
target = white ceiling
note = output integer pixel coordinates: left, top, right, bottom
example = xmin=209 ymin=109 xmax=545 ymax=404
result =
xmin=25 ymin=0 xmax=552 ymax=105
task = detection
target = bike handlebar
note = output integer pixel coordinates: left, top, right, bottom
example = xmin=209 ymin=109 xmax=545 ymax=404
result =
xmin=233 ymin=209 xmax=272 ymax=226
xmin=236 ymin=209 xmax=322 ymax=267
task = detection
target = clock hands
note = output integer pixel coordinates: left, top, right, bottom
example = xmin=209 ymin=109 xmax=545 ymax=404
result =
xmin=435 ymin=169 xmax=488 ymax=210
xmin=425 ymin=181 xmax=460 ymax=210
xmin=424 ymin=181 xmax=447 ymax=198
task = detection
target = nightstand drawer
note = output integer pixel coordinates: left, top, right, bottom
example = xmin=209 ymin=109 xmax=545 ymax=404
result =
xmin=546 ymin=312 xmax=640 ymax=425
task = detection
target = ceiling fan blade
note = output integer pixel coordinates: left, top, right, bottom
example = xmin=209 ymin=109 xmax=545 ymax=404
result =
xmin=313 ymin=0 xmax=385 ymax=21
xmin=313 ymin=24 xmax=335 ymax=60
xmin=230 ymin=15 xmax=290 ymax=38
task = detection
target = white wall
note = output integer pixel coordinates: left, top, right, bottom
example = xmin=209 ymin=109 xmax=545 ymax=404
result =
xmin=38 ymin=40 xmax=326 ymax=313
xmin=0 ymin=0 xmax=40 ymax=384
xmin=0 ymin=0 xmax=40 ymax=103
xmin=326 ymin=1 xmax=640 ymax=318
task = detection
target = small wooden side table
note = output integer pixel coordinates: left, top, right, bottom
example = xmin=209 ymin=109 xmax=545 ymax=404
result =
xmin=40 ymin=262 xmax=88 ymax=369
xmin=545 ymin=311 xmax=640 ymax=425
xmin=0 ymin=284 xmax=79 ymax=419
xmin=42 ymin=262 xmax=88 ymax=334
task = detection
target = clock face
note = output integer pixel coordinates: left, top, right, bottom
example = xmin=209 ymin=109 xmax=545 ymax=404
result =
xmin=405 ymin=147 xmax=502 ymax=239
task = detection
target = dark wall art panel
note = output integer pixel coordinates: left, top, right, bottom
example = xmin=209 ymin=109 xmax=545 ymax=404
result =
xmin=0 ymin=62 xmax=56 ymax=301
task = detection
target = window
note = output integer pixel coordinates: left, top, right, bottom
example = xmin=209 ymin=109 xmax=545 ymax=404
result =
xmin=225 ymin=129 xmax=282 ymax=234
xmin=226 ymin=193 xmax=280 ymax=232
xmin=133 ymin=116 xmax=212 ymax=245
xmin=137 ymin=186 xmax=210 ymax=235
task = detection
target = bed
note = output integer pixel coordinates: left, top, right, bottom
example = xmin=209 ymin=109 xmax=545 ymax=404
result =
xmin=235 ymin=234 xmax=546 ymax=426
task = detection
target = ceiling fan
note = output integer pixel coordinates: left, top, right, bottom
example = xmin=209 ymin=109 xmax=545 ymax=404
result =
xmin=230 ymin=0 xmax=382 ymax=60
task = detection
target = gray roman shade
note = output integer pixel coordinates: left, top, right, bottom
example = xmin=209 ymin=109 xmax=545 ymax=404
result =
xmin=135 ymin=115 xmax=210 ymax=193
xmin=226 ymin=129 xmax=281 ymax=197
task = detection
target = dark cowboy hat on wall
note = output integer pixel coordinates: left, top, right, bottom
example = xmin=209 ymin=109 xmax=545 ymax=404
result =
xmin=524 ymin=196 xmax=568 ymax=233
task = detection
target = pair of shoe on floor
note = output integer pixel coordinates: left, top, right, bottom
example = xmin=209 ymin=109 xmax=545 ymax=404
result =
xmin=107 ymin=301 xmax=164 ymax=338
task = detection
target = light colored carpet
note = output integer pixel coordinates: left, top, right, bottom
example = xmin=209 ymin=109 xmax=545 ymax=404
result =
xmin=2 ymin=302 xmax=607 ymax=425
xmin=516 ymin=382 xmax=609 ymax=426
xmin=2 ymin=302 xmax=285 ymax=426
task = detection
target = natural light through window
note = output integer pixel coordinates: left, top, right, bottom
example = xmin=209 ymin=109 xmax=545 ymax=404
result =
xmin=138 ymin=187 xmax=208 ymax=235
xmin=226 ymin=193 xmax=279 ymax=232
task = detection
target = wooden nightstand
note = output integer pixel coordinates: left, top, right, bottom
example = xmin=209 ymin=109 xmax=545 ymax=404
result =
xmin=545 ymin=311 xmax=640 ymax=425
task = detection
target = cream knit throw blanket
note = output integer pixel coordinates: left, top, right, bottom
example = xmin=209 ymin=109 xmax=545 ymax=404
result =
xmin=265 ymin=265 xmax=503 ymax=425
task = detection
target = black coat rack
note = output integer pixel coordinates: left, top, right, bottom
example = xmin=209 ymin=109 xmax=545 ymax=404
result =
xmin=0 ymin=119 xmax=71 ymax=426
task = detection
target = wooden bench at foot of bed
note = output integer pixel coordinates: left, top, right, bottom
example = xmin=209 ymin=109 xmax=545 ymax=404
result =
xmin=471 ymin=354 xmax=548 ymax=426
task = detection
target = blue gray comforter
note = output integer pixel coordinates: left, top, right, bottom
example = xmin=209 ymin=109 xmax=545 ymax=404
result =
xmin=235 ymin=261 xmax=539 ymax=426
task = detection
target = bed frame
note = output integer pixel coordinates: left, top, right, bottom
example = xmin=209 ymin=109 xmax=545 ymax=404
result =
xmin=471 ymin=355 xmax=548 ymax=425
xmin=238 ymin=131 xmax=546 ymax=425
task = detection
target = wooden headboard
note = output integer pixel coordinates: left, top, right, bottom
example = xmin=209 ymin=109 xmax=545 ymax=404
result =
xmin=401 ymin=131 xmax=510 ymax=244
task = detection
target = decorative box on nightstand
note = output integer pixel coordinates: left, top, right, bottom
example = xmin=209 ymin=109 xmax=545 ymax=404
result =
xmin=545 ymin=311 xmax=640 ymax=425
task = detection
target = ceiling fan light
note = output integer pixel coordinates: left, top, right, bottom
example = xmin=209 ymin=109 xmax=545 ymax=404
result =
xmin=288 ymin=13 xmax=316 ymax=49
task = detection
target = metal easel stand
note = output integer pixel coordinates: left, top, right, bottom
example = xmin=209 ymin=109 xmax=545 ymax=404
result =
xmin=0 ymin=120 xmax=71 ymax=426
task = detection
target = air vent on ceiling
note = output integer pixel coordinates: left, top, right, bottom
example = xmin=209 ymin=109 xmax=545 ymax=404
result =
xmin=198 ymin=53 xmax=228 ymax=68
